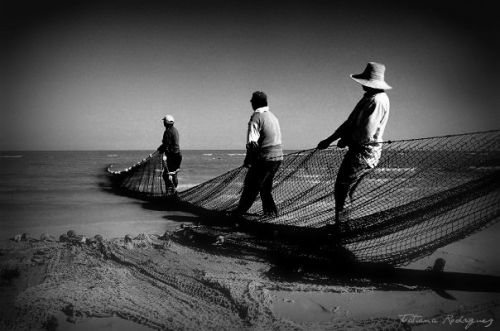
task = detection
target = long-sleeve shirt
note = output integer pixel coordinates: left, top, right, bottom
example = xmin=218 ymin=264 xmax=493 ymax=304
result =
xmin=158 ymin=126 xmax=180 ymax=154
xmin=334 ymin=92 xmax=390 ymax=167
xmin=246 ymin=106 xmax=283 ymax=161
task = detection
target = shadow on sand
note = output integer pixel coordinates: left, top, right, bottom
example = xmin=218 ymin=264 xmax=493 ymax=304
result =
xmin=169 ymin=214 xmax=500 ymax=297
xmin=100 ymin=172 xmax=500 ymax=297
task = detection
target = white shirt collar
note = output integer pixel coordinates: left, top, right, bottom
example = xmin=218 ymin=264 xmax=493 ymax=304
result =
xmin=254 ymin=106 xmax=269 ymax=113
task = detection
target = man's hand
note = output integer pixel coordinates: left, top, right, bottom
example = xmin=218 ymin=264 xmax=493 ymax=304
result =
xmin=243 ymin=141 xmax=258 ymax=167
xmin=246 ymin=141 xmax=259 ymax=151
xmin=317 ymin=139 xmax=331 ymax=150
xmin=337 ymin=138 xmax=348 ymax=148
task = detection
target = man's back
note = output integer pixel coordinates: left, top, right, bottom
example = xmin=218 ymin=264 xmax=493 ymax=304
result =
xmin=250 ymin=110 xmax=282 ymax=148
xmin=161 ymin=126 xmax=180 ymax=154
xmin=348 ymin=91 xmax=390 ymax=146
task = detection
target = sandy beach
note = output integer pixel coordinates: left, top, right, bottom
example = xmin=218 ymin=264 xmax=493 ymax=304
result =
xmin=3 ymin=0 xmax=499 ymax=329
xmin=1 ymin=145 xmax=499 ymax=331
xmin=1 ymin=218 xmax=499 ymax=331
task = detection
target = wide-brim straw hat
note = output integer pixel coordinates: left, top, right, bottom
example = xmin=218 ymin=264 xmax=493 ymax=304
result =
xmin=350 ymin=62 xmax=392 ymax=90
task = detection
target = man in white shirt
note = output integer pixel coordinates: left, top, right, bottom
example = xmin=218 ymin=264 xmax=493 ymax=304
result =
xmin=235 ymin=91 xmax=283 ymax=217
xmin=317 ymin=62 xmax=391 ymax=234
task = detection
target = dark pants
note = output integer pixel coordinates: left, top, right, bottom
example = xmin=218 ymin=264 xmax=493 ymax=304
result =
xmin=162 ymin=152 xmax=182 ymax=188
xmin=334 ymin=149 xmax=371 ymax=221
xmin=236 ymin=160 xmax=282 ymax=215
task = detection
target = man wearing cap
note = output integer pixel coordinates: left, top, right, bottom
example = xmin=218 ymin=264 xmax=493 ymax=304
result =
xmin=157 ymin=114 xmax=182 ymax=189
xmin=234 ymin=91 xmax=283 ymax=217
xmin=317 ymin=62 xmax=391 ymax=234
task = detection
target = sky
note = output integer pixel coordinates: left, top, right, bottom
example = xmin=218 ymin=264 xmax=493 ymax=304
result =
xmin=1 ymin=0 xmax=499 ymax=150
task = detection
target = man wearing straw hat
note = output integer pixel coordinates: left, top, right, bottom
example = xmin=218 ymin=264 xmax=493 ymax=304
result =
xmin=317 ymin=62 xmax=391 ymax=235
xmin=158 ymin=114 xmax=182 ymax=189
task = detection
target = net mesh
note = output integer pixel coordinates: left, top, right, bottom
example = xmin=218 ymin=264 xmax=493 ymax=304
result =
xmin=7 ymin=238 xmax=497 ymax=330
xmin=107 ymin=152 xmax=177 ymax=198
xmin=107 ymin=130 xmax=500 ymax=266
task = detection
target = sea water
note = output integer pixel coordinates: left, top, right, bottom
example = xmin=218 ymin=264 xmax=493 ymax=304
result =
xmin=0 ymin=150 xmax=246 ymax=240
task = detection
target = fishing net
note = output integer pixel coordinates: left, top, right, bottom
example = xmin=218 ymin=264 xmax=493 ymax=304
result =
xmin=108 ymin=153 xmax=176 ymax=198
xmin=3 ymin=238 xmax=497 ymax=331
xmin=107 ymin=130 xmax=500 ymax=266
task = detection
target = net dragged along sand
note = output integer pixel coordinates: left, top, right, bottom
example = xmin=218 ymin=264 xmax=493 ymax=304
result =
xmin=0 ymin=232 xmax=496 ymax=331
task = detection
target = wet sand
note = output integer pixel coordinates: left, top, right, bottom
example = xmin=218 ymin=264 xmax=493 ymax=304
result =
xmin=1 ymin=222 xmax=499 ymax=330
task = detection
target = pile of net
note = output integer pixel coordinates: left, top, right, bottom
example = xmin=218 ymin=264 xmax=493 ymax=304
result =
xmin=107 ymin=130 xmax=500 ymax=266
xmin=1 ymin=237 xmax=497 ymax=330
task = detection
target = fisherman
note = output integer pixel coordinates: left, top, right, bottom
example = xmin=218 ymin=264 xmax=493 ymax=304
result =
xmin=157 ymin=114 xmax=182 ymax=189
xmin=317 ymin=62 xmax=391 ymax=234
xmin=234 ymin=91 xmax=283 ymax=217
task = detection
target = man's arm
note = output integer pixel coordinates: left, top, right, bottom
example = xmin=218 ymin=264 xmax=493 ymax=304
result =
xmin=317 ymin=120 xmax=349 ymax=149
xmin=247 ymin=115 xmax=260 ymax=146
xmin=157 ymin=143 xmax=165 ymax=153
xmin=243 ymin=115 xmax=260 ymax=167
xmin=157 ymin=131 xmax=167 ymax=153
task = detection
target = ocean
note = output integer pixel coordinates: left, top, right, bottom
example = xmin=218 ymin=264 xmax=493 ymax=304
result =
xmin=0 ymin=150 xmax=248 ymax=240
